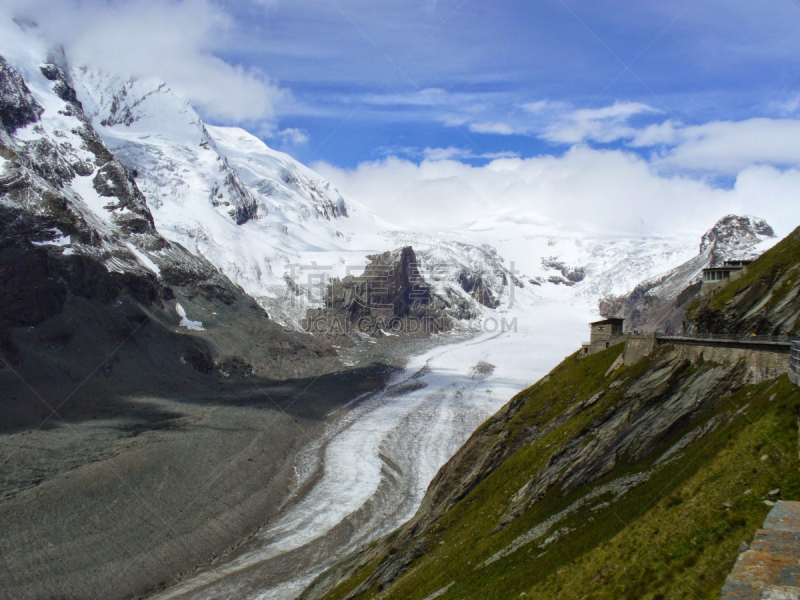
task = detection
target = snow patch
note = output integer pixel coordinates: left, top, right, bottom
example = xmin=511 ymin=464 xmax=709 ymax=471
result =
xmin=176 ymin=303 xmax=204 ymax=331
xmin=32 ymin=235 xmax=70 ymax=247
xmin=126 ymin=242 xmax=161 ymax=276
xmin=71 ymin=174 xmax=112 ymax=223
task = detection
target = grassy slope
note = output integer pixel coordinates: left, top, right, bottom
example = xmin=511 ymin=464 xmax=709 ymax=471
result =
xmin=320 ymin=346 xmax=800 ymax=600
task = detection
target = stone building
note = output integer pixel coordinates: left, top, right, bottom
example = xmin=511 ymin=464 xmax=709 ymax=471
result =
xmin=791 ymin=340 xmax=800 ymax=386
xmin=581 ymin=318 xmax=625 ymax=356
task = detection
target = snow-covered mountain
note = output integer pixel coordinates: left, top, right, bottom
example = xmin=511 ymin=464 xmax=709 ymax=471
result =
xmin=48 ymin=47 xmax=712 ymax=329
xmin=64 ymin=64 xmax=681 ymax=329
xmin=0 ymin=30 xmax=337 ymax=380
xmin=69 ymin=67 xmax=393 ymax=325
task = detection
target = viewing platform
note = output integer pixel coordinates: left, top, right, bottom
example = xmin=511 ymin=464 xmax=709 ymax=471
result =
xmin=657 ymin=332 xmax=793 ymax=349
xmin=580 ymin=319 xmax=797 ymax=386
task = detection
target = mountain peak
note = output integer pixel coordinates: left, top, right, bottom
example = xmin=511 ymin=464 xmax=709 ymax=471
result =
xmin=700 ymin=214 xmax=775 ymax=266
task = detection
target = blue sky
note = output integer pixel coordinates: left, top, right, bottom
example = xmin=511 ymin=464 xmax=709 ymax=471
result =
xmin=5 ymin=0 xmax=800 ymax=234
xmin=206 ymin=0 xmax=800 ymax=167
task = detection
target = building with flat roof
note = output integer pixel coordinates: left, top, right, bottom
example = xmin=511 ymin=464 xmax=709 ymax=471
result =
xmin=582 ymin=318 xmax=625 ymax=356
xmin=701 ymin=260 xmax=754 ymax=296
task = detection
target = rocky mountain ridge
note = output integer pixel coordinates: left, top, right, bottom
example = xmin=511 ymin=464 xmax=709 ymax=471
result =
xmin=690 ymin=224 xmax=800 ymax=336
xmin=304 ymin=246 xmax=481 ymax=341
xmin=701 ymin=215 xmax=776 ymax=266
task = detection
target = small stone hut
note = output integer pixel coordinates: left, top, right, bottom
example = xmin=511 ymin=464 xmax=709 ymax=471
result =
xmin=582 ymin=318 xmax=625 ymax=356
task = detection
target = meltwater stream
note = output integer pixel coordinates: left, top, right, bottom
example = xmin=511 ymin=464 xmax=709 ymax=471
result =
xmin=153 ymin=305 xmax=587 ymax=600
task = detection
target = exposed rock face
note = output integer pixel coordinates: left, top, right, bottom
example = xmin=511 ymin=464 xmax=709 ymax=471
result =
xmin=458 ymin=272 xmax=501 ymax=308
xmin=541 ymin=257 xmax=586 ymax=287
xmin=305 ymin=246 xmax=454 ymax=337
xmin=495 ymin=355 xmax=744 ymax=525
xmin=701 ymin=214 xmax=775 ymax=267
xmin=212 ymin=159 xmax=259 ymax=225
xmin=0 ymin=205 xmax=161 ymax=327
xmin=0 ymin=56 xmax=43 ymax=133
xmin=383 ymin=233 xmax=518 ymax=319
xmin=599 ymin=215 xmax=776 ymax=333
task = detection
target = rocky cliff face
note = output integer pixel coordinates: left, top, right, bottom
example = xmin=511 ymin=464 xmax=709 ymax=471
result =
xmin=300 ymin=343 xmax=799 ymax=600
xmin=304 ymin=246 xmax=473 ymax=338
xmin=0 ymin=56 xmax=43 ymax=133
xmin=599 ymin=215 xmax=776 ymax=332
xmin=701 ymin=215 xmax=775 ymax=267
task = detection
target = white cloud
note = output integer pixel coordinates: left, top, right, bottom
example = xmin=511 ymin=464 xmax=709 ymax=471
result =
xmin=521 ymin=99 xmax=571 ymax=116
xmin=534 ymin=102 xmax=800 ymax=175
xmin=542 ymin=101 xmax=660 ymax=144
xmin=423 ymin=147 xmax=472 ymax=161
xmin=276 ymin=127 xmax=310 ymax=145
xmin=421 ymin=147 xmax=519 ymax=161
xmin=627 ymin=120 xmax=682 ymax=147
xmin=521 ymin=100 xmax=550 ymax=113
xmin=767 ymin=93 xmax=800 ymax=116
xmin=361 ymin=88 xmax=450 ymax=107
xmin=644 ymin=119 xmax=800 ymax=173
xmin=469 ymin=121 xmax=516 ymax=135
xmin=0 ymin=0 xmax=286 ymax=123
xmin=314 ymin=145 xmax=800 ymax=237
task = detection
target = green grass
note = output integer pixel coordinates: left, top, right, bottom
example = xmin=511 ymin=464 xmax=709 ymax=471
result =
xmin=524 ymin=376 xmax=799 ymax=600
xmin=321 ymin=345 xmax=800 ymax=600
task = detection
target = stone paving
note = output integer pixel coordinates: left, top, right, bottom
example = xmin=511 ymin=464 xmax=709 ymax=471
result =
xmin=721 ymin=501 xmax=800 ymax=599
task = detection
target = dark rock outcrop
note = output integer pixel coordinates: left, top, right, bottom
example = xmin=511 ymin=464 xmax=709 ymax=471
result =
xmin=305 ymin=246 xmax=453 ymax=337
xmin=0 ymin=56 xmax=43 ymax=134
xmin=541 ymin=257 xmax=586 ymax=286
xmin=212 ymin=161 xmax=259 ymax=225
xmin=458 ymin=271 xmax=500 ymax=308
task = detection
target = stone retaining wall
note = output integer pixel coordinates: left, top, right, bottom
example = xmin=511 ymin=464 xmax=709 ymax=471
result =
xmin=619 ymin=336 xmax=791 ymax=385
xmin=721 ymin=501 xmax=800 ymax=599
xmin=623 ymin=335 xmax=658 ymax=366
xmin=667 ymin=342 xmax=789 ymax=384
